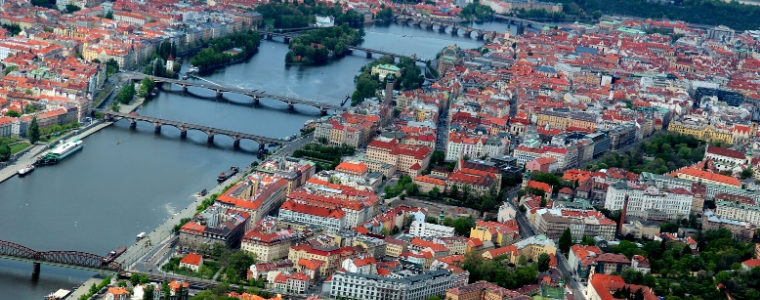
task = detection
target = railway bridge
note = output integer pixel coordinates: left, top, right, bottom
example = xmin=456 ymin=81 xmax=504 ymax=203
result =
xmin=0 ymin=240 xmax=122 ymax=276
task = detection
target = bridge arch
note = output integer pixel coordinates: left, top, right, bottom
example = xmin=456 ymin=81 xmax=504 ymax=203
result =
xmin=0 ymin=240 xmax=39 ymax=260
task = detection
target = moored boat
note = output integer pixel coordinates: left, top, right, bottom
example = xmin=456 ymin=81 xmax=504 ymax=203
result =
xmin=17 ymin=165 xmax=34 ymax=176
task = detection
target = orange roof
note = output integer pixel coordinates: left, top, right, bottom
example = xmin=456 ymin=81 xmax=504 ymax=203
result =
xmin=744 ymin=259 xmax=760 ymax=268
xmin=280 ymin=200 xmax=345 ymax=219
xmin=335 ymin=162 xmax=368 ymax=173
xmin=298 ymin=258 xmax=324 ymax=270
xmin=676 ymin=167 xmax=741 ymax=186
xmin=180 ymin=253 xmax=202 ymax=266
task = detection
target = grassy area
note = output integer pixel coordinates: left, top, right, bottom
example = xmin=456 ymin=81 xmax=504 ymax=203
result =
xmin=161 ymin=256 xmax=220 ymax=280
xmin=9 ymin=142 xmax=30 ymax=154
xmin=39 ymin=135 xmax=64 ymax=144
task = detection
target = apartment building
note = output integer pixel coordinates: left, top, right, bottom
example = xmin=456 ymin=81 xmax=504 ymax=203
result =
xmin=278 ymin=200 xmax=346 ymax=233
xmin=241 ymin=229 xmax=300 ymax=262
xmin=409 ymin=221 xmax=456 ymax=238
xmin=605 ymin=183 xmax=694 ymax=221
xmin=365 ymin=138 xmax=432 ymax=178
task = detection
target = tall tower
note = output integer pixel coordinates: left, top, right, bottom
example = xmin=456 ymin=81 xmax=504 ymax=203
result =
xmin=617 ymin=195 xmax=629 ymax=236
xmin=383 ymin=77 xmax=394 ymax=106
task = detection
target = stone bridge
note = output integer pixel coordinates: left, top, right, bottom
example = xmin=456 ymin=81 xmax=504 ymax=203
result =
xmin=123 ymin=73 xmax=345 ymax=115
xmin=261 ymin=31 xmax=426 ymax=62
xmin=99 ymin=110 xmax=283 ymax=148
xmin=393 ymin=15 xmax=495 ymax=39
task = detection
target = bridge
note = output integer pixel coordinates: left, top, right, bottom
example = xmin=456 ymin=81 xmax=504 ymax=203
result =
xmin=392 ymin=15 xmax=496 ymax=40
xmin=123 ymin=73 xmax=345 ymax=114
xmin=261 ymin=31 xmax=426 ymax=62
xmin=0 ymin=240 xmax=122 ymax=276
xmin=492 ymin=14 xmax=548 ymax=29
xmin=99 ymin=110 xmax=284 ymax=148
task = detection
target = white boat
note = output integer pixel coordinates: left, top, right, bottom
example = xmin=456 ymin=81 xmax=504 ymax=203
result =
xmin=137 ymin=232 xmax=146 ymax=240
xmin=45 ymin=289 xmax=71 ymax=300
xmin=50 ymin=139 xmax=84 ymax=160
xmin=17 ymin=165 xmax=34 ymax=175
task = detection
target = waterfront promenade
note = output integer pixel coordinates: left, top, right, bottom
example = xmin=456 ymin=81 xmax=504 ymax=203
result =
xmin=0 ymin=121 xmax=114 ymax=184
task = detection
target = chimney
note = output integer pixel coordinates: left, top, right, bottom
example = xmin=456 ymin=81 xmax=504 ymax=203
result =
xmin=618 ymin=195 xmax=629 ymax=236
xmin=384 ymin=78 xmax=394 ymax=106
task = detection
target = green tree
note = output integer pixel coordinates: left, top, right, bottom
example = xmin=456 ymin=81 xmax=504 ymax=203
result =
xmin=28 ymin=117 xmax=40 ymax=144
xmin=65 ymin=4 xmax=80 ymax=13
xmin=518 ymin=254 xmax=528 ymax=266
xmin=536 ymin=253 xmax=551 ymax=272
xmin=453 ymin=217 xmax=474 ymax=236
xmin=105 ymin=10 xmax=113 ymax=19
xmin=558 ymin=228 xmax=573 ymax=254
xmin=3 ymin=110 xmax=18 ymax=117
xmin=426 ymin=296 xmax=442 ymax=300
xmin=0 ymin=143 xmax=10 ymax=161
xmin=742 ymin=168 xmax=754 ymax=179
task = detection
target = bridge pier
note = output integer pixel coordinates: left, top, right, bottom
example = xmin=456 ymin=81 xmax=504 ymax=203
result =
xmin=32 ymin=262 xmax=40 ymax=277
xmin=251 ymin=97 xmax=259 ymax=105
xmin=129 ymin=120 xmax=137 ymax=129
xmin=180 ymin=130 xmax=187 ymax=138
xmin=266 ymin=34 xmax=273 ymax=40
xmin=259 ymin=143 xmax=266 ymax=150
xmin=476 ymin=33 xmax=484 ymax=40
xmin=451 ymin=28 xmax=459 ymax=35
xmin=216 ymin=91 xmax=223 ymax=99
xmin=366 ymin=52 xmax=372 ymax=59
xmin=283 ymin=37 xmax=290 ymax=43
xmin=207 ymin=135 xmax=214 ymax=144
xmin=233 ymin=139 xmax=241 ymax=148
xmin=154 ymin=124 xmax=161 ymax=133
xmin=287 ymin=103 xmax=294 ymax=111
xmin=320 ymin=108 xmax=328 ymax=116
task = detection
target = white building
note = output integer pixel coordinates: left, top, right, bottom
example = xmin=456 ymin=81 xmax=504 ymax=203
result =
xmin=315 ymin=15 xmax=335 ymax=27
xmin=278 ymin=200 xmax=346 ymax=233
xmin=704 ymin=145 xmax=748 ymax=171
xmin=326 ymin=269 xmax=466 ymax=300
xmin=409 ymin=221 xmax=456 ymax=238
xmin=605 ymin=183 xmax=694 ymax=221
xmin=715 ymin=201 xmax=760 ymax=225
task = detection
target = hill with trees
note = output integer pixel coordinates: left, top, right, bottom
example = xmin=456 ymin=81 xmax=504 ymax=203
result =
xmin=546 ymin=0 xmax=760 ymax=30
xmin=256 ymin=1 xmax=366 ymax=29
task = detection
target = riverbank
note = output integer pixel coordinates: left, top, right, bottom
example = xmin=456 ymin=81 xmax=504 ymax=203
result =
xmin=0 ymin=121 xmax=114 ymax=184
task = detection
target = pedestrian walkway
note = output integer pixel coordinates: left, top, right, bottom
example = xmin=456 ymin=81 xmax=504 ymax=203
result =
xmin=0 ymin=144 xmax=45 ymax=183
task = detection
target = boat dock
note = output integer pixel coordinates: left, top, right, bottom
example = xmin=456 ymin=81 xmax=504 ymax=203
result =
xmin=0 ymin=121 xmax=114 ymax=184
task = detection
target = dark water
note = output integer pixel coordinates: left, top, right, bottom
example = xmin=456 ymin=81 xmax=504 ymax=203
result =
xmin=0 ymin=22 xmax=500 ymax=299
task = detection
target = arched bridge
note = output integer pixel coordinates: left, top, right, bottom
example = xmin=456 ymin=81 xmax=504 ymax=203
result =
xmin=0 ymin=240 xmax=122 ymax=274
xmin=492 ymin=14 xmax=548 ymax=29
xmin=99 ymin=110 xmax=284 ymax=148
xmin=393 ymin=15 xmax=496 ymax=39
xmin=261 ymin=31 xmax=425 ymax=62
xmin=123 ymin=73 xmax=345 ymax=114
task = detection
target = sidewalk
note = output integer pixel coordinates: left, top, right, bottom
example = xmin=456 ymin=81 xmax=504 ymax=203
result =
xmin=0 ymin=144 xmax=46 ymax=183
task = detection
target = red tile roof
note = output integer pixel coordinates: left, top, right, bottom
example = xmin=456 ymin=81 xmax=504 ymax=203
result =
xmin=180 ymin=253 xmax=202 ymax=266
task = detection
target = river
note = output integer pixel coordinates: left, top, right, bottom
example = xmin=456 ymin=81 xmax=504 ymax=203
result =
xmin=0 ymin=21 xmax=517 ymax=299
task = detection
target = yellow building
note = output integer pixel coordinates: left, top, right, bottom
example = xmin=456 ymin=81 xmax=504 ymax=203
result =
xmin=512 ymin=234 xmax=556 ymax=261
xmin=384 ymin=238 xmax=407 ymax=257
xmin=469 ymin=220 xmax=519 ymax=248
xmin=241 ymin=230 xmax=299 ymax=262
xmin=668 ymin=120 xmax=733 ymax=145
xmin=371 ymin=64 xmax=401 ymax=81
xmin=536 ymin=111 xmax=569 ymax=129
